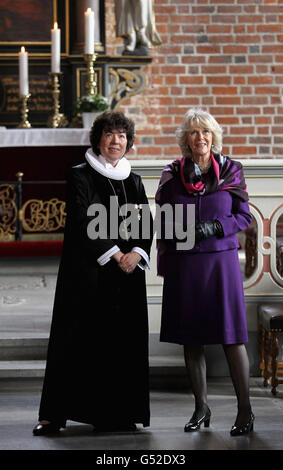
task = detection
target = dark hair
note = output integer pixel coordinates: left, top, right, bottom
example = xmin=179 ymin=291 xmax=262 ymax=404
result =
xmin=89 ymin=111 xmax=135 ymax=156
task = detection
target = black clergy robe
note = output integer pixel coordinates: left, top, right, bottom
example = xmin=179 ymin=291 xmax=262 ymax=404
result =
xmin=38 ymin=161 xmax=152 ymax=428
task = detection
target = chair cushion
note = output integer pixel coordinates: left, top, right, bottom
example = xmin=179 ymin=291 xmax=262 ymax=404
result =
xmin=258 ymin=304 xmax=283 ymax=331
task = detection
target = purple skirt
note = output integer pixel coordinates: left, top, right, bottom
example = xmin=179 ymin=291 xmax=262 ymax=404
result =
xmin=160 ymin=248 xmax=248 ymax=345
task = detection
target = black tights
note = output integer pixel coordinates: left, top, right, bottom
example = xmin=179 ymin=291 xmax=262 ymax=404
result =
xmin=184 ymin=343 xmax=251 ymax=426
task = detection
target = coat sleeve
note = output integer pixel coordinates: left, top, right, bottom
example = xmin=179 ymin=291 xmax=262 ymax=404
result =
xmin=216 ymin=196 xmax=253 ymax=237
xmin=65 ymin=169 xmax=118 ymax=260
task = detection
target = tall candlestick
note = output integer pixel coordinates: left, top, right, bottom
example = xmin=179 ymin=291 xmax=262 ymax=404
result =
xmin=18 ymin=46 xmax=29 ymax=95
xmin=84 ymin=8 xmax=94 ymax=54
xmin=51 ymin=22 xmax=61 ymax=73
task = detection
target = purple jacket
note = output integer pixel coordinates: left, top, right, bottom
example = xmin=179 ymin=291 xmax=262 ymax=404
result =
xmin=155 ymin=169 xmax=252 ymax=275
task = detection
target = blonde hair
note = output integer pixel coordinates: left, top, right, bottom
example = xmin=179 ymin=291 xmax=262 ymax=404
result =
xmin=176 ymin=108 xmax=223 ymax=158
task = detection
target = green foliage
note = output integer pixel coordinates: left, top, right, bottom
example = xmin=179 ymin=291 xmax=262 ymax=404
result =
xmin=74 ymin=94 xmax=109 ymax=114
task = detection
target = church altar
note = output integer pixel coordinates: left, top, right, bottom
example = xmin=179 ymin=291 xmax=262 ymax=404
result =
xmin=0 ymin=128 xmax=91 ymax=148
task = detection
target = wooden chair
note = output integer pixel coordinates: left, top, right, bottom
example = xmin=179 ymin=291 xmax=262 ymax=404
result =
xmin=258 ymin=304 xmax=283 ymax=395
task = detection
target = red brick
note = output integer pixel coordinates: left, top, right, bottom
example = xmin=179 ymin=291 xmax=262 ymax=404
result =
xmin=196 ymin=45 xmax=221 ymax=54
xmin=181 ymin=56 xmax=206 ymax=64
xmin=224 ymin=137 xmax=247 ymax=144
xmin=235 ymin=35 xmax=261 ymax=43
xmin=272 ymin=147 xmax=283 ymax=155
xmin=236 ymin=106 xmax=261 ymax=114
xmin=248 ymin=76 xmax=273 ymax=84
xmin=262 ymin=45 xmax=283 ymax=53
xmin=206 ymin=25 xmax=232 ymax=33
xmin=210 ymin=107 xmax=235 ymax=115
xmin=233 ymin=77 xmax=246 ymax=84
xmin=255 ymin=86 xmax=280 ymax=94
xmin=206 ymin=76 xmax=231 ymax=84
xmin=257 ymin=24 xmax=283 ymax=33
xmin=161 ymin=66 xmax=186 ymax=74
xmin=255 ymin=116 xmax=272 ymax=124
xmin=219 ymin=117 xmax=240 ymax=125
xmin=179 ymin=76 xmax=204 ymax=84
xmin=138 ymin=147 xmax=162 ymax=155
xmin=249 ymin=55 xmax=273 ymax=63
xmin=233 ymin=146 xmax=257 ymax=155
xmin=230 ymin=126 xmax=255 ymax=135
xmin=155 ymin=136 xmax=176 ymax=145
xmin=168 ymin=106 xmax=199 ymax=115
xmin=216 ymin=97 xmax=241 ymax=105
xmin=238 ymin=15 xmax=263 ymax=23
xmin=212 ymin=87 xmax=238 ymax=95
xmin=165 ymin=76 xmax=177 ymax=85
xmin=201 ymin=66 xmax=227 ymax=74
xmin=229 ymin=65 xmax=254 ymax=74
xmin=211 ymin=15 xmax=237 ymax=23
xmin=223 ymin=45 xmax=248 ymax=53
xmin=174 ymin=97 xmax=199 ymax=106
xmin=171 ymin=87 xmax=184 ymax=95
xmin=164 ymin=146 xmax=181 ymax=155
xmin=185 ymin=87 xmax=210 ymax=95
xmin=243 ymin=96 xmax=268 ymax=105
xmin=272 ymin=126 xmax=283 ymax=134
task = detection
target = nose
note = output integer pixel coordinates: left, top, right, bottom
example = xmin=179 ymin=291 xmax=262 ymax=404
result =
xmin=196 ymin=130 xmax=205 ymax=139
xmin=111 ymin=133 xmax=119 ymax=143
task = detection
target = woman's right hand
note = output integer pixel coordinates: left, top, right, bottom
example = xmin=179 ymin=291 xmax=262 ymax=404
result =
xmin=112 ymin=250 xmax=124 ymax=264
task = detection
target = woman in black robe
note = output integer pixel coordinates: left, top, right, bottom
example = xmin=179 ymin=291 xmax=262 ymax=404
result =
xmin=33 ymin=111 xmax=153 ymax=435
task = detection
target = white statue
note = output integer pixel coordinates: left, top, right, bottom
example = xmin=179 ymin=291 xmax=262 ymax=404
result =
xmin=115 ymin=0 xmax=162 ymax=55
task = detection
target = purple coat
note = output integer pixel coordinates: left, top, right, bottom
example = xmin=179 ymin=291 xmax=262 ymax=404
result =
xmin=156 ymin=166 xmax=252 ymax=276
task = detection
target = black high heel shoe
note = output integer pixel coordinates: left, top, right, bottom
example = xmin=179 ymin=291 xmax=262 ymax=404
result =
xmin=184 ymin=406 xmax=211 ymax=432
xmin=33 ymin=422 xmax=61 ymax=436
xmin=230 ymin=412 xmax=255 ymax=436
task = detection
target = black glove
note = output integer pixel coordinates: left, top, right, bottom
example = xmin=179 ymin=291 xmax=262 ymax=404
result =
xmin=195 ymin=220 xmax=224 ymax=243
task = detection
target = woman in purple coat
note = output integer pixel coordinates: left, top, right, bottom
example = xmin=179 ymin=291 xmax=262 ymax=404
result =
xmin=155 ymin=108 xmax=254 ymax=436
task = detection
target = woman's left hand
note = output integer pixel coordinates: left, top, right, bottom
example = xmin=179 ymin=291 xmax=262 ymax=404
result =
xmin=118 ymin=252 xmax=141 ymax=274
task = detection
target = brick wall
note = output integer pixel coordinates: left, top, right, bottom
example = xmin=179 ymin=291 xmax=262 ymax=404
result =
xmin=105 ymin=0 xmax=283 ymax=160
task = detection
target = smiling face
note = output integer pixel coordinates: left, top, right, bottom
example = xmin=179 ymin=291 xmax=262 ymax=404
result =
xmin=99 ymin=128 xmax=128 ymax=166
xmin=187 ymin=124 xmax=213 ymax=160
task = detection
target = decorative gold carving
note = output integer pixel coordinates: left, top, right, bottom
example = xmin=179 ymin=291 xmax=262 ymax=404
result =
xmin=0 ymin=184 xmax=18 ymax=240
xmin=21 ymin=198 xmax=66 ymax=232
xmin=109 ymin=67 xmax=145 ymax=108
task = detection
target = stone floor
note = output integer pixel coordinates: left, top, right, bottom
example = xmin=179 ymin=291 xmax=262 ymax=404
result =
xmin=0 ymin=376 xmax=282 ymax=454
xmin=1 ymin=258 xmax=283 ymax=460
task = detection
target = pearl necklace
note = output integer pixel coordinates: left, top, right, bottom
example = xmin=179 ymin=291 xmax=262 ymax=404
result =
xmin=107 ymin=178 xmax=129 ymax=241
xmin=197 ymin=159 xmax=211 ymax=173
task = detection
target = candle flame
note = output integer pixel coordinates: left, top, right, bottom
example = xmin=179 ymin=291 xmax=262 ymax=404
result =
xmin=21 ymin=46 xmax=25 ymax=53
xmin=86 ymin=7 xmax=92 ymax=13
xmin=54 ymin=22 xmax=58 ymax=29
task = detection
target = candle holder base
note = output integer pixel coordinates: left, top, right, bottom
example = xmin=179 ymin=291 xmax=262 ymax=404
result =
xmin=47 ymin=113 xmax=69 ymax=128
xmin=47 ymin=72 xmax=69 ymax=128
xmin=18 ymin=94 xmax=31 ymax=128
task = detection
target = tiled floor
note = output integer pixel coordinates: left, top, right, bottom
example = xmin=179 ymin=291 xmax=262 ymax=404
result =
xmin=0 ymin=376 xmax=282 ymax=452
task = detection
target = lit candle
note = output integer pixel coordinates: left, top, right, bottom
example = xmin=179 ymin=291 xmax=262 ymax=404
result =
xmin=84 ymin=8 xmax=94 ymax=54
xmin=51 ymin=22 xmax=61 ymax=73
xmin=18 ymin=46 xmax=29 ymax=95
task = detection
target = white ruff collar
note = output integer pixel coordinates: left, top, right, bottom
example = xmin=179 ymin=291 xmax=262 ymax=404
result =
xmin=85 ymin=148 xmax=131 ymax=180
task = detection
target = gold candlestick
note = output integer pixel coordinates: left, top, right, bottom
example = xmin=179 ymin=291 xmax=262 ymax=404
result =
xmin=47 ymin=72 xmax=68 ymax=128
xmin=18 ymin=94 xmax=31 ymax=128
xmin=84 ymin=53 xmax=97 ymax=96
